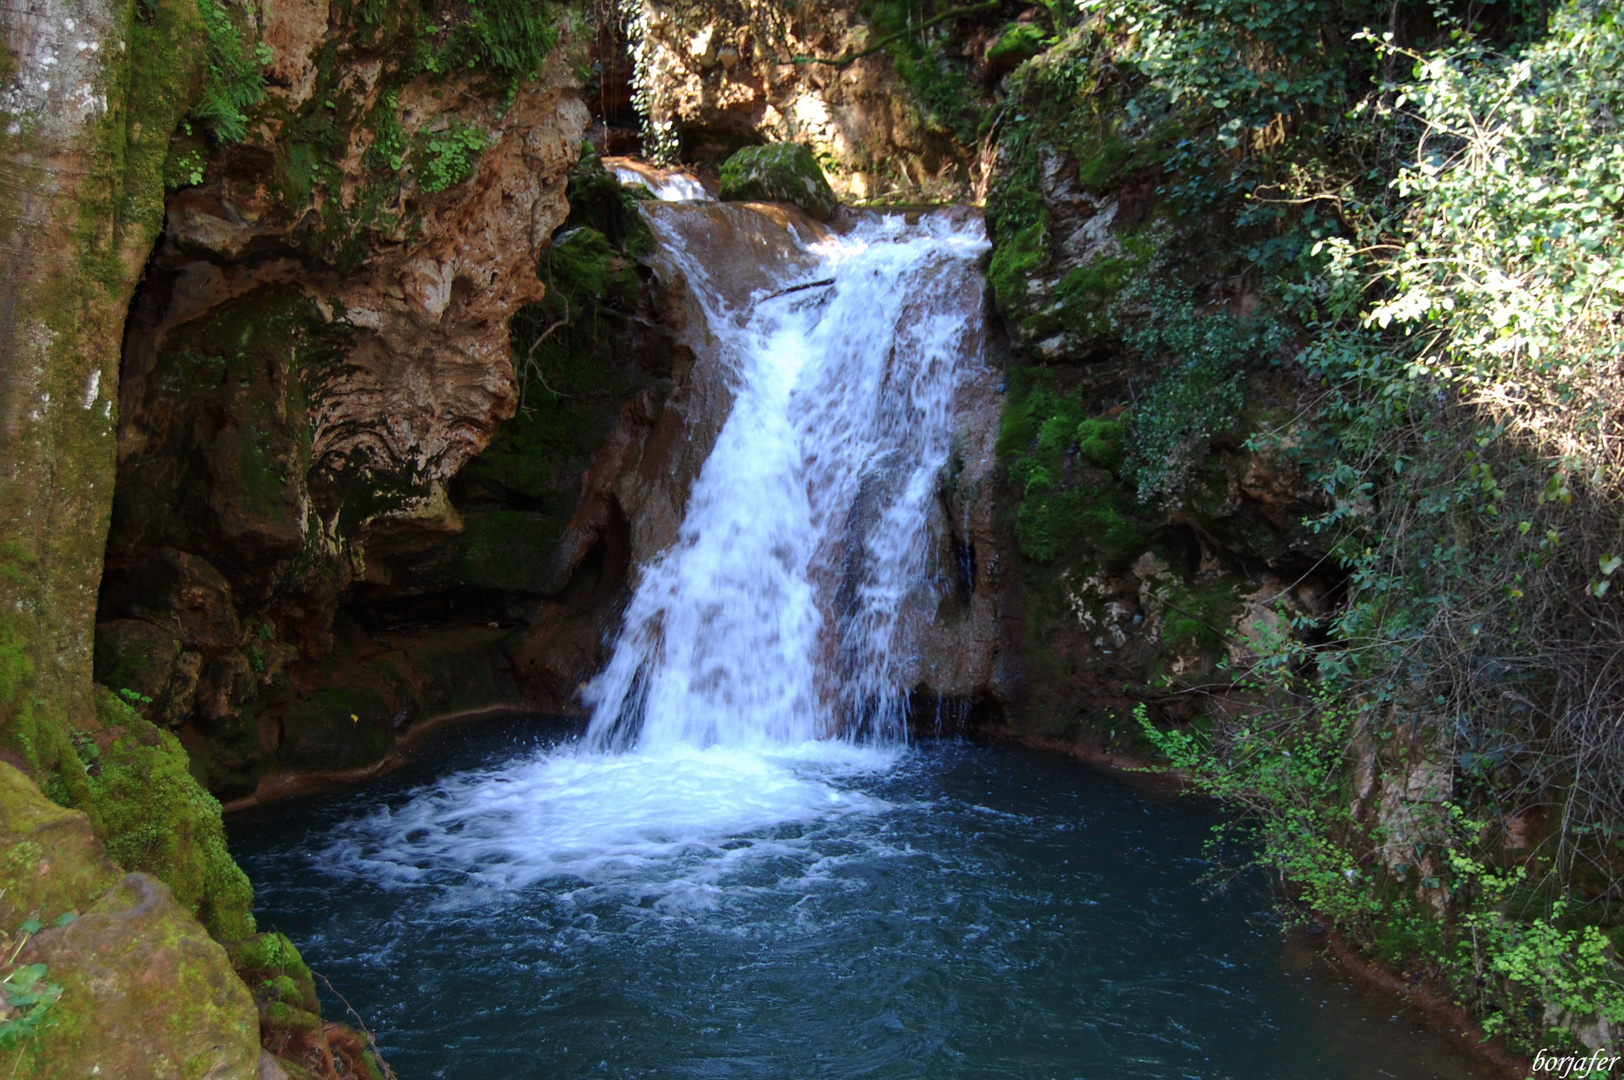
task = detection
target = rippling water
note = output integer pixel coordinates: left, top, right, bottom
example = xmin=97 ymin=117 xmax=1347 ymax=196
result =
xmin=231 ymin=718 xmax=1485 ymax=1080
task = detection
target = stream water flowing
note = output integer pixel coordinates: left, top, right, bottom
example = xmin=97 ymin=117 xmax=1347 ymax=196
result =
xmin=231 ymin=201 xmax=1489 ymax=1078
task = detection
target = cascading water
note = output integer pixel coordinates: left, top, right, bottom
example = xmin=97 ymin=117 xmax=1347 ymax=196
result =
xmin=310 ymin=202 xmax=991 ymax=897
xmin=584 ymin=208 xmax=989 ymax=753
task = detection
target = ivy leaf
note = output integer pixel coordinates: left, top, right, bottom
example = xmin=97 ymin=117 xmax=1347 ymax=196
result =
xmin=1600 ymin=553 xmax=1621 ymax=577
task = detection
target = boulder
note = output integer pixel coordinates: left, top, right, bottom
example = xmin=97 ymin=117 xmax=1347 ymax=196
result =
xmin=0 ymin=763 xmax=260 ymax=1079
xmin=718 ymin=144 xmax=840 ymax=221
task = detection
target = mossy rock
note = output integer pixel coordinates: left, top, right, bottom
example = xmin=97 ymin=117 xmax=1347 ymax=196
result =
xmin=13 ymin=874 xmax=260 ymax=1080
xmin=1159 ymin=582 xmax=1240 ymax=653
xmin=718 ymin=143 xmax=840 ymax=222
xmin=0 ymin=763 xmax=259 ymax=1079
xmin=986 ymin=22 xmax=1049 ymax=78
xmin=65 ymin=691 xmax=257 ymax=942
xmin=0 ymin=763 xmax=119 ymax=931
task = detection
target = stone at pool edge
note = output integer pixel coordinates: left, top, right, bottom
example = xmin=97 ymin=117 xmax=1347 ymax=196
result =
xmin=718 ymin=144 xmax=841 ymax=222
xmin=0 ymin=761 xmax=261 ymax=1079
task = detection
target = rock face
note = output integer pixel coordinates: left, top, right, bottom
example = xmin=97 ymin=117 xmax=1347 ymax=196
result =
xmin=0 ymin=0 xmax=204 ymax=782
xmin=95 ymin=11 xmax=595 ymax=796
xmin=0 ymin=762 xmax=262 ymax=1079
xmin=965 ymin=36 xmax=1341 ymax=756
xmin=616 ymin=0 xmax=1008 ymax=201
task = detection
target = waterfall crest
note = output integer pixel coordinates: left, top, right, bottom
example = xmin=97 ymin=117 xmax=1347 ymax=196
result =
xmin=584 ymin=206 xmax=989 ymax=753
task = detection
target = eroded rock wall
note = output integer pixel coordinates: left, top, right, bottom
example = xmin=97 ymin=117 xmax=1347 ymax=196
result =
xmin=618 ymin=0 xmax=1017 ymax=201
xmin=94 ymin=4 xmax=606 ymax=797
xmin=969 ymin=31 xmax=1341 ymax=756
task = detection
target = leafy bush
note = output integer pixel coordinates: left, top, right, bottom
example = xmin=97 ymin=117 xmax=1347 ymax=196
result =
xmin=1361 ymin=3 xmax=1624 ymax=496
xmin=435 ymin=0 xmax=561 ymax=81
xmin=1118 ymin=279 xmax=1287 ymax=503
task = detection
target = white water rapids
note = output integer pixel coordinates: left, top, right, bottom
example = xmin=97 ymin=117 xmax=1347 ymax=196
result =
xmin=323 ymin=203 xmax=990 ymax=900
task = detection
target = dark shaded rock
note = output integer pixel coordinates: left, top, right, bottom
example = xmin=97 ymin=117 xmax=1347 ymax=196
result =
xmin=109 ymin=548 xmax=242 ymax=653
xmin=93 ymin=619 xmax=203 ymax=729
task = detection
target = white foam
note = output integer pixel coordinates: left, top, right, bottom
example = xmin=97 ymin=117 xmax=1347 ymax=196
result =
xmin=324 ymin=211 xmax=988 ymax=904
xmin=613 ymin=165 xmax=711 ymax=202
xmin=316 ymin=741 xmax=902 ymax=904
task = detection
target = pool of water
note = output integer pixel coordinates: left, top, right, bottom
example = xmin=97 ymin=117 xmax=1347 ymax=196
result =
xmin=230 ymin=717 xmax=1485 ymax=1080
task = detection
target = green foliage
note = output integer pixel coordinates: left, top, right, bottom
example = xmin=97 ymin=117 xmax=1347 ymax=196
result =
xmin=365 ymin=91 xmax=408 ymax=174
xmin=1119 ymin=279 xmax=1286 ymax=502
xmin=190 ymin=0 xmax=271 ymax=144
xmin=67 ymin=692 xmax=255 ymax=941
xmin=1136 ymin=692 xmax=1382 ymax=926
xmin=862 ymin=2 xmax=989 ymax=145
xmin=1359 ymin=4 xmax=1624 ymax=488
xmin=414 ymin=120 xmax=488 ymax=193
xmin=435 ymin=0 xmax=561 ymax=80
xmin=0 ymin=962 xmax=61 ymax=1047
xmin=1450 ymin=853 xmax=1624 ymax=1040
xmin=1076 ymin=0 xmax=1389 ymax=212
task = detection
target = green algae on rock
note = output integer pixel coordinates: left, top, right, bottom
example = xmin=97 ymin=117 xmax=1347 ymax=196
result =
xmin=0 ymin=761 xmax=260 ymax=1079
xmin=718 ymin=144 xmax=840 ymax=222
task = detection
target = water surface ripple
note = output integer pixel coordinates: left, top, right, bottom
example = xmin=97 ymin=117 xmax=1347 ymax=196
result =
xmin=231 ymin=720 xmax=1483 ymax=1080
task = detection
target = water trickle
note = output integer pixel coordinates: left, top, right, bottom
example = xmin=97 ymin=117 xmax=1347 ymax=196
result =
xmin=585 ymin=207 xmax=989 ymax=753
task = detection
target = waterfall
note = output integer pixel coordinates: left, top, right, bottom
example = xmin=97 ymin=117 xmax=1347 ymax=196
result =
xmin=317 ymin=202 xmax=991 ymax=898
xmin=584 ymin=207 xmax=990 ymax=753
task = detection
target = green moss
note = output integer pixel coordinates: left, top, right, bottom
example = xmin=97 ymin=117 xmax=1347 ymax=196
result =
xmin=126 ymin=0 xmax=208 ymax=205
xmin=274 ymin=687 xmax=392 ymax=771
xmin=1074 ymin=418 xmax=1125 ymax=470
xmin=1052 ymin=254 xmax=1131 ymax=339
xmin=448 ymin=509 xmax=568 ymax=593
xmin=1158 ymin=582 xmax=1238 ymax=652
xmin=863 ymin=0 xmax=989 ymax=145
xmin=986 ymin=218 xmax=1048 ymax=321
xmin=986 ymin=22 xmax=1050 ymax=71
xmin=64 ymin=690 xmax=256 ymax=942
xmin=1015 ymin=485 xmax=1145 ymax=567
xmin=718 ymin=143 xmax=840 ymax=221
xmin=564 ymin=144 xmax=654 ymax=257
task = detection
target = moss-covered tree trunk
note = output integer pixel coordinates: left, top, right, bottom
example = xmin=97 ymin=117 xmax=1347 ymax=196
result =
xmin=0 ymin=0 xmax=204 ymax=776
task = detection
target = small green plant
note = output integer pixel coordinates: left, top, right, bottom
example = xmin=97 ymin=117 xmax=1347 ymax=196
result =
xmin=0 ymin=917 xmax=63 ymax=1050
xmin=1445 ymin=851 xmax=1624 ymax=1042
xmin=190 ymin=0 xmax=271 ymax=143
xmin=414 ymin=121 xmax=488 ymax=194
xmin=0 ymin=963 xmax=61 ymax=1047
xmin=1135 ymin=692 xmax=1383 ymax=929
xmin=365 ymin=92 xmax=408 ymax=174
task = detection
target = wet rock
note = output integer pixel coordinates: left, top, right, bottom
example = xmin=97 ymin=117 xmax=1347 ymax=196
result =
xmin=619 ymin=0 xmax=989 ymax=201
